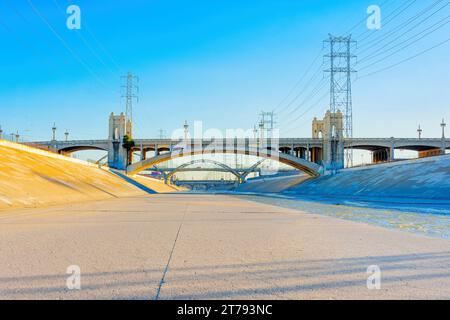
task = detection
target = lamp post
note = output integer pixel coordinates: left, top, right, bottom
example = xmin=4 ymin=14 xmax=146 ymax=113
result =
xmin=183 ymin=120 xmax=189 ymax=141
xmin=441 ymin=119 xmax=446 ymax=155
xmin=52 ymin=123 xmax=57 ymax=141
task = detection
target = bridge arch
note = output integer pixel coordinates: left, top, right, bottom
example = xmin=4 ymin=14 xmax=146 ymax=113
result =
xmin=127 ymin=146 xmax=321 ymax=177
xmin=166 ymin=159 xmax=242 ymax=182
xmin=58 ymin=145 xmax=107 ymax=154
xmin=393 ymin=145 xmax=442 ymax=152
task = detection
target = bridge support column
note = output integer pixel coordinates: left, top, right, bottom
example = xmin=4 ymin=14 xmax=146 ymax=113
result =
xmin=372 ymin=148 xmax=390 ymax=163
xmin=323 ymin=139 xmax=344 ymax=171
xmin=140 ymin=144 xmax=146 ymax=161
xmin=107 ymin=113 xmax=130 ymax=170
xmin=297 ymin=148 xmax=306 ymax=160
xmin=390 ymin=143 xmax=395 ymax=162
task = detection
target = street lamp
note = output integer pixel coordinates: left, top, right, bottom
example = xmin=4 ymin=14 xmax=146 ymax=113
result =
xmin=183 ymin=120 xmax=189 ymax=141
xmin=52 ymin=123 xmax=57 ymax=141
xmin=441 ymin=118 xmax=447 ymax=155
xmin=417 ymin=124 xmax=422 ymax=139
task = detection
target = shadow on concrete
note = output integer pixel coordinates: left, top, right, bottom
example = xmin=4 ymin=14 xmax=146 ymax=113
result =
xmin=1 ymin=251 xmax=450 ymax=299
xmin=109 ymin=170 xmax=157 ymax=195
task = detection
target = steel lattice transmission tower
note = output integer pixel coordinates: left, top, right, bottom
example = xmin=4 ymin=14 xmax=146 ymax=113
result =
xmin=259 ymin=111 xmax=277 ymax=138
xmin=121 ymin=72 xmax=139 ymax=137
xmin=324 ymin=34 xmax=356 ymax=168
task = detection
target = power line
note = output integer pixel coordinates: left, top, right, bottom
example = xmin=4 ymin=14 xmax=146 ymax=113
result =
xmin=358 ymin=18 xmax=450 ymax=72
xmin=61 ymin=0 xmax=122 ymax=71
xmin=52 ymin=0 xmax=118 ymax=76
xmin=1 ymin=1 xmax=67 ymax=70
xmin=343 ymin=0 xmax=392 ymax=35
xmin=356 ymin=0 xmax=419 ymax=45
xmin=275 ymin=1 xmax=411 ymax=131
xmin=357 ymin=1 xmax=450 ymax=63
xmin=279 ymin=76 xmax=328 ymax=121
xmin=360 ymin=14 xmax=450 ymax=66
xmin=272 ymin=48 xmax=323 ymax=113
xmin=26 ymin=0 xmax=105 ymax=85
xmin=358 ymin=37 xmax=450 ymax=79
xmin=283 ymin=1 xmax=449 ymax=134
xmin=282 ymin=89 xmax=329 ymax=134
xmin=357 ymin=0 xmax=447 ymax=55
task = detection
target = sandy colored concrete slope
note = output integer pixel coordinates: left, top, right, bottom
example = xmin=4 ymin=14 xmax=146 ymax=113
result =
xmin=1 ymin=194 xmax=450 ymax=300
xmin=131 ymin=175 xmax=186 ymax=193
xmin=0 ymin=141 xmax=153 ymax=210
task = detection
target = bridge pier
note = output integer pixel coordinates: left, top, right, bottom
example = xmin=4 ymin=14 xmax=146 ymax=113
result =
xmin=310 ymin=146 xmax=324 ymax=165
xmin=390 ymin=141 xmax=395 ymax=162
xmin=107 ymin=113 xmax=131 ymax=170
xmin=297 ymin=148 xmax=305 ymax=159
xmin=372 ymin=148 xmax=389 ymax=163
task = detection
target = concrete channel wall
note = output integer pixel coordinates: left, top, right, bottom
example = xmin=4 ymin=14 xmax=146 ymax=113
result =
xmin=285 ymin=155 xmax=450 ymax=201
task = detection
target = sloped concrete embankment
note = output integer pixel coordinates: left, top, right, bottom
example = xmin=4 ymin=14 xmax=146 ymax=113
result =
xmin=285 ymin=155 xmax=450 ymax=202
xmin=235 ymin=174 xmax=310 ymax=193
xmin=0 ymin=140 xmax=177 ymax=211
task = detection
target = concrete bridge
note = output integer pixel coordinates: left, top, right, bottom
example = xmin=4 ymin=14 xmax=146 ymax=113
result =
xmin=28 ymin=113 xmax=449 ymax=178
xmin=31 ymin=137 xmax=449 ymax=170
xmin=29 ymin=138 xmax=450 ymax=176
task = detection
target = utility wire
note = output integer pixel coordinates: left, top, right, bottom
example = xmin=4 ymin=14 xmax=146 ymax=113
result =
xmin=283 ymin=1 xmax=448 ymax=132
xmin=62 ymin=0 xmax=122 ymax=71
xmin=357 ymin=0 xmax=446 ymax=54
xmin=359 ymin=19 xmax=450 ymax=72
xmin=274 ymin=0 xmax=406 ymax=128
xmin=360 ymin=14 xmax=450 ymax=65
xmin=359 ymin=37 xmax=450 ymax=79
xmin=343 ymin=0 xmax=392 ymax=35
xmin=280 ymin=76 xmax=328 ymax=121
xmin=358 ymin=1 xmax=449 ymax=62
xmin=276 ymin=61 xmax=325 ymax=118
xmin=26 ymin=0 xmax=105 ymax=85
xmin=357 ymin=0 xmax=419 ymax=45
xmin=272 ymin=48 xmax=323 ymax=113
xmin=52 ymin=0 xmax=118 ymax=76
xmin=282 ymin=90 xmax=329 ymax=134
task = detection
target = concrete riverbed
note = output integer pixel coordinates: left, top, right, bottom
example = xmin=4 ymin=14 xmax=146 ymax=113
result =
xmin=1 ymin=194 xmax=450 ymax=300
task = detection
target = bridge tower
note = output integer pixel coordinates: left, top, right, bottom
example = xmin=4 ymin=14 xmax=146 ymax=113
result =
xmin=312 ymin=110 xmax=343 ymax=166
xmin=108 ymin=112 xmax=132 ymax=169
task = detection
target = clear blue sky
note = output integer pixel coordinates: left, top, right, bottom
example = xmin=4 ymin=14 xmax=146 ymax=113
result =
xmin=0 ymin=0 xmax=448 ymax=141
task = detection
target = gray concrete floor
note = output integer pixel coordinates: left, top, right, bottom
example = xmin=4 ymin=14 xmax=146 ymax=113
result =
xmin=1 ymin=194 xmax=450 ymax=299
